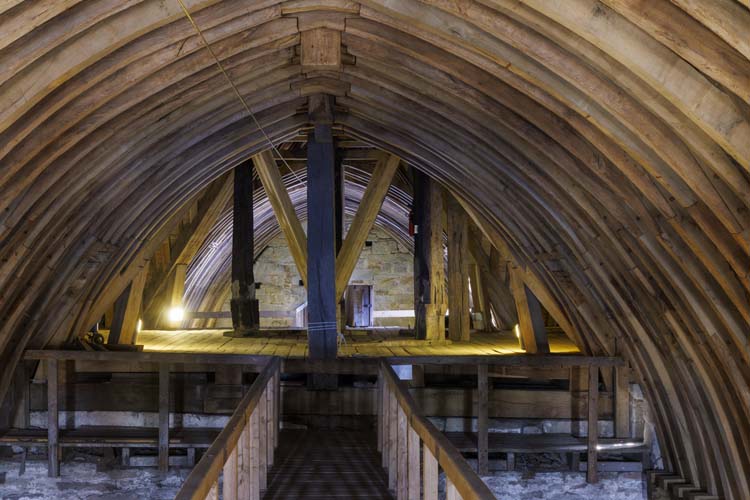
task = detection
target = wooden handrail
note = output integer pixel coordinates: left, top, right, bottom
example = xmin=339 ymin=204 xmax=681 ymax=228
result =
xmin=379 ymin=360 xmax=496 ymax=500
xmin=176 ymin=357 xmax=281 ymax=500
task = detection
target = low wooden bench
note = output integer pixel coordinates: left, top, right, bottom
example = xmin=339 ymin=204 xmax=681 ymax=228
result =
xmin=446 ymin=432 xmax=648 ymax=471
xmin=0 ymin=426 xmax=220 ymax=473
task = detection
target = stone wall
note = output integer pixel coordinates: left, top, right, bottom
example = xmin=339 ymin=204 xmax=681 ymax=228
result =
xmin=220 ymin=227 xmax=414 ymax=328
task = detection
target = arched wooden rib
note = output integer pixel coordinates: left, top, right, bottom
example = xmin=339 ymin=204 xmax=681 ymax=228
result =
xmin=0 ymin=2 xmax=748 ymax=497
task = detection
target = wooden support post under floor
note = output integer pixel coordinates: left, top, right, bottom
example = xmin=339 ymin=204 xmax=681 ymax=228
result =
xmin=230 ymin=160 xmax=260 ymax=331
xmin=446 ymin=194 xmax=471 ymax=342
xmin=159 ymin=363 xmax=169 ymax=473
xmin=413 ymin=170 xmax=445 ymax=341
xmin=477 ymin=364 xmax=489 ymax=475
xmin=587 ymin=365 xmax=599 ymax=483
xmin=47 ymin=359 xmax=59 ymax=477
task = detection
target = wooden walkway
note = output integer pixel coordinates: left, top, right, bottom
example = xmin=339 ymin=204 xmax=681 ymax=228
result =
xmin=137 ymin=329 xmax=578 ymax=357
xmin=263 ymin=430 xmax=393 ymax=499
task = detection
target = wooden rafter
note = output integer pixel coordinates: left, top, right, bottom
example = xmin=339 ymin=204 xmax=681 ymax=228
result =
xmin=335 ymin=153 xmax=401 ymax=301
xmin=253 ymin=150 xmax=308 ymax=286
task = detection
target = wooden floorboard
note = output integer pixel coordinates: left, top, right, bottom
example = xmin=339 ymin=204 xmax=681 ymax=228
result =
xmin=263 ymin=430 xmax=393 ymax=499
xmin=136 ymin=329 xmax=578 ymax=358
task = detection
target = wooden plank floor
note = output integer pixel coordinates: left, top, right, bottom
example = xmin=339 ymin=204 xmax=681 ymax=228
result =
xmin=263 ymin=430 xmax=393 ymax=499
xmin=137 ymin=329 xmax=578 ymax=357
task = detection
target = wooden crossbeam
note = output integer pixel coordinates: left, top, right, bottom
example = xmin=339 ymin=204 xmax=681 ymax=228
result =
xmin=253 ymin=150 xmax=308 ymax=285
xmin=510 ymin=268 xmax=550 ymax=354
xmin=335 ymin=153 xmax=400 ymax=301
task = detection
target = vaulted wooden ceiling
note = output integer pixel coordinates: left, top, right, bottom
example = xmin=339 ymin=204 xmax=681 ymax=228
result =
xmin=0 ymin=1 xmax=748 ymax=497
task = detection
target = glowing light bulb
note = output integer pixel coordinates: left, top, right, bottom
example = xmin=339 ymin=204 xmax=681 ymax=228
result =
xmin=167 ymin=307 xmax=184 ymax=324
xmin=136 ymin=319 xmax=143 ymax=333
xmin=514 ymin=323 xmax=520 ymax=338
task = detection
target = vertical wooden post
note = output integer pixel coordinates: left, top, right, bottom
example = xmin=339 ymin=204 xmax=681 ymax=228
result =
xmin=158 ymin=363 xmax=169 ymax=473
xmin=615 ymin=365 xmax=631 ymax=438
xmin=223 ymin=446 xmax=238 ymax=500
xmin=382 ymin=380 xmax=390 ymax=468
xmin=307 ymin=95 xmax=338 ymax=377
xmin=587 ymin=365 xmax=599 ymax=483
xmin=258 ymin=387 xmax=268 ymax=490
xmin=46 ymin=359 xmax=59 ymax=477
xmin=273 ymin=370 xmax=280 ymax=448
xmin=423 ymin=444 xmax=438 ymax=500
xmin=477 ymin=364 xmax=489 ymax=475
xmin=238 ymin=424 xmax=251 ymax=499
xmin=250 ymin=409 xmax=261 ymax=500
xmin=231 ymin=160 xmax=260 ymax=331
xmin=413 ymin=170 xmax=445 ymax=341
xmin=407 ymin=427 xmax=420 ymax=500
xmin=377 ymin=375 xmax=383 ymax=453
xmin=266 ymin=383 xmax=274 ymax=467
xmin=446 ymin=195 xmax=470 ymax=342
xmin=397 ymin=405 xmax=408 ymax=499
xmin=388 ymin=389 xmax=398 ymax=490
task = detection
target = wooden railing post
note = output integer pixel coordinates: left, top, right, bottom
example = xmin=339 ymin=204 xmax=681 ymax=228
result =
xmin=379 ymin=360 xmax=495 ymax=500
xmin=250 ymin=407 xmax=260 ymax=500
xmin=407 ymin=427 xmax=420 ymax=500
xmin=266 ymin=382 xmax=274 ymax=467
xmin=174 ymin=357 xmax=279 ymax=500
xmin=238 ymin=424 xmax=251 ymax=499
xmin=388 ymin=387 xmax=398 ymax=490
xmin=397 ymin=405 xmax=408 ymax=499
xmin=46 ymin=358 xmax=59 ymax=477
xmin=587 ymin=365 xmax=599 ymax=483
xmin=423 ymin=443 xmax=438 ymax=500
xmin=377 ymin=374 xmax=383 ymax=453
xmin=258 ymin=385 xmax=268 ymax=490
xmin=382 ymin=374 xmax=390 ymax=468
xmin=223 ymin=446 xmax=238 ymax=500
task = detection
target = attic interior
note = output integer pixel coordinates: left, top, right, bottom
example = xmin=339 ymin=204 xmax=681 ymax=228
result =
xmin=0 ymin=1 xmax=748 ymax=500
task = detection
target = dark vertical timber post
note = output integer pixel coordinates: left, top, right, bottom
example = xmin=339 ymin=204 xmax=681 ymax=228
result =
xmin=231 ymin=161 xmax=260 ymax=331
xmin=307 ymin=95 xmax=338 ymax=388
xmin=587 ymin=365 xmax=599 ymax=483
xmin=47 ymin=359 xmax=59 ymax=477
xmin=412 ymin=170 xmax=445 ymax=340
xmin=334 ymin=144 xmax=346 ymax=330
xmin=477 ymin=364 xmax=489 ymax=475
xmin=158 ymin=363 xmax=169 ymax=473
